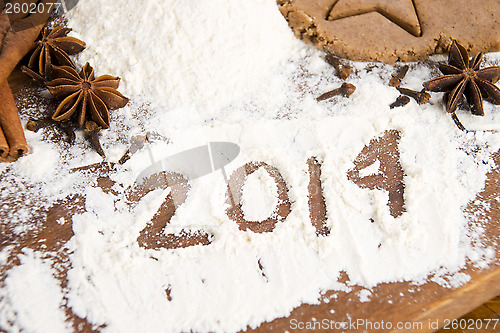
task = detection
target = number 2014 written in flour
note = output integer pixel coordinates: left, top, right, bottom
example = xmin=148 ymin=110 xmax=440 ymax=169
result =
xmin=132 ymin=130 xmax=405 ymax=249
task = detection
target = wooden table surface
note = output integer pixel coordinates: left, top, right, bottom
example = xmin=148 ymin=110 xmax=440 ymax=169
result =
xmin=1 ymin=68 xmax=499 ymax=333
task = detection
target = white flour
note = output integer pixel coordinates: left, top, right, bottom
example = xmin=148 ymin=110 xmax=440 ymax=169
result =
xmin=358 ymin=160 xmax=381 ymax=178
xmin=241 ymin=168 xmax=279 ymax=221
xmin=67 ymin=0 xmax=301 ymax=114
xmin=2 ymin=250 xmax=70 ymax=333
xmin=1 ymin=0 xmax=499 ymax=332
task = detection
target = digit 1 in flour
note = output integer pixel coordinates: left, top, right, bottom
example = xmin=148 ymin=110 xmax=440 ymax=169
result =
xmin=307 ymin=157 xmax=331 ymax=236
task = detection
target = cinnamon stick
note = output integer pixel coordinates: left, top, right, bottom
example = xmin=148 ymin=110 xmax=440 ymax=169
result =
xmin=0 ymin=1 xmax=53 ymax=161
xmin=0 ymin=80 xmax=27 ymax=156
xmin=1 ymin=1 xmax=39 ymax=50
xmin=0 ymin=0 xmax=53 ymax=83
xmin=0 ymin=122 xmax=8 ymax=157
xmin=4 ymin=1 xmax=40 ymax=21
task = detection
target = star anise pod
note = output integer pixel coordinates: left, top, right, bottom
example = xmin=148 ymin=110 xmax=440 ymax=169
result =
xmin=423 ymin=41 xmax=500 ymax=129
xmin=27 ymin=26 xmax=86 ymax=77
xmin=46 ymin=63 xmax=129 ymax=129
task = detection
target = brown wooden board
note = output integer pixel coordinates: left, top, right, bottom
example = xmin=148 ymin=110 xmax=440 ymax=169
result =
xmin=1 ymin=67 xmax=499 ymax=333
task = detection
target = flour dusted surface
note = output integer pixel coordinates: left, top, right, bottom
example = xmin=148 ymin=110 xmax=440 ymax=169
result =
xmin=0 ymin=0 xmax=499 ymax=332
xmin=67 ymin=0 xmax=298 ymax=113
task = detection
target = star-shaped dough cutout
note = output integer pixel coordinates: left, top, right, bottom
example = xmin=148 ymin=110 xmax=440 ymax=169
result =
xmin=327 ymin=0 xmax=422 ymax=37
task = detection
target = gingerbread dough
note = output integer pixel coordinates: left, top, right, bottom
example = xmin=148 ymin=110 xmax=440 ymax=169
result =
xmin=278 ymin=0 xmax=500 ymax=63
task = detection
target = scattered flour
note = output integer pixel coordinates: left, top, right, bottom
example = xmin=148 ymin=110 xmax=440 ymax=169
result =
xmin=0 ymin=0 xmax=499 ymax=332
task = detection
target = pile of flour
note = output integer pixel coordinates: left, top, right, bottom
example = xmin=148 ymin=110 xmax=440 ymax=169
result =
xmin=1 ymin=0 xmax=499 ymax=332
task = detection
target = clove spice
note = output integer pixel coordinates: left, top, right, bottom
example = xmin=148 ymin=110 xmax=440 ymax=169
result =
xmin=84 ymin=121 xmax=105 ymax=158
xmin=317 ymin=82 xmax=356 ymax=102
xmin=450 ymin=112 xmax=467 ymax=132
xmin=26 ymin=118 xmax=76 ymax=143
xmin=26 ymin=119 xmax=50 ymax=133
xmin=390 ymin=95 xmax=411 ymax=109
xmin=396 ymin=87 xmax=430 ymax=105
xmin=325 ymin=54 xmax=352 ymax=80
xmin=119 ymin=135 xmax=147 ymax=164
xmin=389 ymin=65 xmax=409 ymax=87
